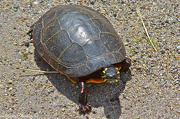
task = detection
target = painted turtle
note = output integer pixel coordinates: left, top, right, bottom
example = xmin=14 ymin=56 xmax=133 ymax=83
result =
xmin=28 ymin=5 xmax=131 ymax=112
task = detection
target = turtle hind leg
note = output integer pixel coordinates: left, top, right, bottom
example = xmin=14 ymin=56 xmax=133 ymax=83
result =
xmin=78 ymin=81 xmax=91 ymax=112
xmin=22 ymin=27 xmax=34 ymax=47
xmin=23 ymin=24 xmax=35 ymax=47
xmin=27 ymin=23 xmax=37 ymax=40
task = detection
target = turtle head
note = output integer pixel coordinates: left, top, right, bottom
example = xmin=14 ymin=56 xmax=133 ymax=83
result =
xmin=101 ymin=65 xmax=120 ymax=83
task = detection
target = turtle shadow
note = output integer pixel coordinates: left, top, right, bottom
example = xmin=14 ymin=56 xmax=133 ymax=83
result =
xmin=86 ymin=70 xmax=132 ymax=118
xmin=34 ymin=51 xmax=132 ymax=118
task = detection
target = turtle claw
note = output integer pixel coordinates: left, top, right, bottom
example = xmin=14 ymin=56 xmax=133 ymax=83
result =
xmin=79 ymin=102 xmax=91 ymax=112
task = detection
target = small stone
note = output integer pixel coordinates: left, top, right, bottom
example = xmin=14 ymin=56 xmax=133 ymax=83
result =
xmin=145 ymin=51 xmax=150 ymax=54
xmin=113 ymin=14 xmax=117 ymax=17
xmin=134 ymin=49 xmax=138 ymax=53
xmin=164 ymin=46 xmax=169 ymax=50
xmin=132 ymin=68 xmax=137 ymax=72
xmin=90 ymin=0 xmax=95 ymax=5
xmin=177 ymin=45 xmax=180 ymax=49
xmin=141 ymin=5 xmax=146 ymax=9
xmin=124 ymin=42 xmax=128 ymax=46
xmin=163 ymin=63 xmax=166 ymax=67
xmin=14 ymin=42 xmax=18 ymax=45
xmin=132 ymin=58 xmax=136 ymax=62
xmin=29 ymin=48 xmax=34 ymax=54
xmin=23 ymin=42 xmax=30 ymax=47
xmin=165 ymin=20 xmax=169 ymax=23
xmin=50 ymin=88 xmax=55 ymax=93
xmin=14 ymin=4 xmax=19 ymax=9
xmin=33 ymin=1 xmax=38 ymax=4
xmin=161 ymin=50 xmax=165 ymax=54
xmin=62 ymin=108 xmax=66 ymax=112
xmin=174 ymin=79 xmax=179 ymax=85
xmin=54 ymin=96 xmax=59 ymax=99
xmin=8 ymin=87 xmax=13 ymax=91
xmin=52 ymin=102 xmax=58 ymax=107
xmin=28 ymin=3 xmax=33 ymax=7
xmin=129 ymin=52 xmax=135 ymax=57
xmin=0 ymin=84 xmax=4 ymax=89
xmin=92 ymin=110 xmax=97 ymax=114
xmin=126 ymin=39 xmax=130 ymax=42
xmin=143 ymin=85 xmax=150 ymax=89
xmin=142 ymin=64 xmax=146 ymax=67
xmin=7 ymin=80 xmax=13 ymax=84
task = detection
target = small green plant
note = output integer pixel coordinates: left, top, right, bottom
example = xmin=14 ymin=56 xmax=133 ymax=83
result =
xmin=134 ymin=37 xmax=142 ymax=41
xmin=145 ymin=38 xmax=156 ymax=47
xmin=128 ymin=49 xmax=135 ymax=53
xmin=22 ymin=54 xmax=28 ymax=58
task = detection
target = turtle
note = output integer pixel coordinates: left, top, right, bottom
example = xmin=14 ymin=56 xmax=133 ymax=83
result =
xmin=28 ymin=5 xmax=131 ymax=112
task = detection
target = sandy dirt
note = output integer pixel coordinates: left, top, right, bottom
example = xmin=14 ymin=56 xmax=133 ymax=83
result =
xmin=1 ymin=0 xmax=179 ymax=118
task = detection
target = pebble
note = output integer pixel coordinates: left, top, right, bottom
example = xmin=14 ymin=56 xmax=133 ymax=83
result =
xmin=177 ymin=45 xmax=180 ymax=49
xmin=0 ymin=84 xmax=4 ymax=89
xmin=161 ymin=50 xmax=165 ymax=54
xmin=7 ymin=80 xmax=13 ymax=84
xmin=90 ymin=0 xmax=96 ymax=5
xmin=8 ymin=87 xmax=13 ymax=91
xmin=33 ymin=1 xmax=38 ymax=4
xmin=124 ymin=42 xmax=129 ymax=46
xmin=134 ymin=49 xmax=139 ymax=53
xmin=13 ymin=4 xmax=19 ymax=9
xmin=126 ymin=39 xmax=130 ymax=42
xmin=49 ymin=88 xmax=55 ymax=93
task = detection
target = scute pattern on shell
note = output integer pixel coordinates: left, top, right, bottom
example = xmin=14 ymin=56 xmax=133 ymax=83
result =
xmin=32 ymin=5 xmax=126 ymax=77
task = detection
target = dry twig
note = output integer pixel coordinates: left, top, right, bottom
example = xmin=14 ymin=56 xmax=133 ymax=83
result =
xmin=136 ymin=8 xmax=158 ymax=52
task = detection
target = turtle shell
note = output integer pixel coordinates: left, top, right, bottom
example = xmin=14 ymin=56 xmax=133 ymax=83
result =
xmin=31 ymin=5 xmax=126 ymax=77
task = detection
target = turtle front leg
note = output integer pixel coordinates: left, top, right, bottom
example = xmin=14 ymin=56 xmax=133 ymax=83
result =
xmin=120 ymin=57 xmax=131 ymax=72
xmin=115 ymin=57 xmax=131 ymax=72
xmin=78 ymin=80 xmax=91 ymax=112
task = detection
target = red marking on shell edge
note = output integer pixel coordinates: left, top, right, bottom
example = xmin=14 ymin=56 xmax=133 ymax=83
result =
xmin=36 ymin=49 xmax=39 ymax=54
xmin=51 ymin=65 xmax=54 ymax=69
xmin=43 ymin=57 xmax=47 ymax=62
xmin=40 ymin=50 xmax=44 ymax=57
xmin=59 ymin=71 xmax=63 ymax=74
xmin=56 ymin=64 xmax=59 ymax=71
xmin=48 ymin=58 xmax=51 ymax=64
xmin=36 ymin=49 xmax=43 ymax=58
xmin=35 ymin=42 xmax=40 ymax=48
xmin=66 ymin=68 xmax=68 ymax=76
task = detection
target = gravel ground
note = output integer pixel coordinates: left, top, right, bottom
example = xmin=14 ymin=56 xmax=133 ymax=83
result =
xmin=0 ymin=0 xmax=179 ymax=118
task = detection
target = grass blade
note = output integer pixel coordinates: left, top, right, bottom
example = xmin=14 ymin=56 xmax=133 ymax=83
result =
xmin=134 ymin=37 xmax=142 ymax=41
